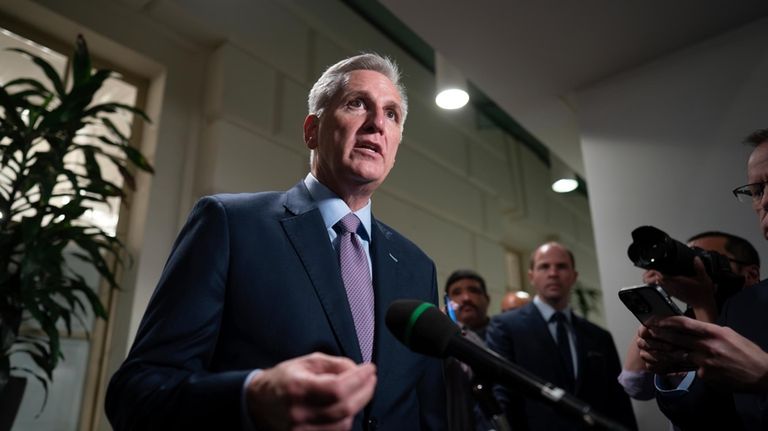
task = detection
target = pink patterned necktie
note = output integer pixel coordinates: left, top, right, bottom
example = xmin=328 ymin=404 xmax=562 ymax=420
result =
xmin=336 ymin=213 xmax=375 ymax=362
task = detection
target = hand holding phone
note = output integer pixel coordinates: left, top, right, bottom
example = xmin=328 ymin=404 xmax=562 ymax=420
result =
xmin=618 ymin=284 xmax=683 ymax=326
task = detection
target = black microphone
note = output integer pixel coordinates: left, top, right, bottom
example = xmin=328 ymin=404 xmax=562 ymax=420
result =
xmin=385 ymin=299 xmax=630 ymax=431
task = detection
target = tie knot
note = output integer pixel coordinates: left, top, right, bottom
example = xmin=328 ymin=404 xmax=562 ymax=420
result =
xmin=337 ymin=213 xmax=361 ymax=234
xmin=551 ymin=311 xmax=567 ymax=323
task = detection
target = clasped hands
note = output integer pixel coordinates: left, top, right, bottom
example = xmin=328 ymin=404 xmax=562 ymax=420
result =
xmin=245 ymin=352 xmax=377 ymax=431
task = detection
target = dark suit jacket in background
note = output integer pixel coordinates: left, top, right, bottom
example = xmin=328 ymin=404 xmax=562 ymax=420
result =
xmin=486 ymin=302 xmax=637 ymax=430
xmin=105 ymin=181 xmax=446 ymax=430
xmin=656 ymin=279 xmax=768 ymax=430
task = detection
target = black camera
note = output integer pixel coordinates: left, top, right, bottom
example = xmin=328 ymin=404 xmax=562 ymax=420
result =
xmin=627 ymin=226 xmax=744 ymax=305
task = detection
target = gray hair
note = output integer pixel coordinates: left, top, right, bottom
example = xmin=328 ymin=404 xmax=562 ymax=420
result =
xmin=307 ymin=53 xmax=408 ymax=125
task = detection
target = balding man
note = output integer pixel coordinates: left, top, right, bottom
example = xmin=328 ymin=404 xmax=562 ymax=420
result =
xmin=500 ymin=291 xmax=531 ymax=313
xmin=486 ymin=242 xmax=637 ymax=430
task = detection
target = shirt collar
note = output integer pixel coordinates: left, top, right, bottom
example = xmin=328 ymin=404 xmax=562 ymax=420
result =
xmin=304 ymin=173 xmax=372 ymax=240
xmin=533 ymin=295 xmax=572 ymax=323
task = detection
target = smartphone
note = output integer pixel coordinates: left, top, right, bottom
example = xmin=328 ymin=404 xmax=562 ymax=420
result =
xmin=444 ymin=294 xmax=459 ymax=323
xmin=618 ymin=284 xmax=683 ymax=326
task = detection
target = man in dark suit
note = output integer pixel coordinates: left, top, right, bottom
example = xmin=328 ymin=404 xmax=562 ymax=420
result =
xmin=105 ymin=53 xmax=446 ymax=430
xmin=486 ymin=242 xmax=637 ymax=430
xmin=638 ymin=129 xmax=768 ymax=429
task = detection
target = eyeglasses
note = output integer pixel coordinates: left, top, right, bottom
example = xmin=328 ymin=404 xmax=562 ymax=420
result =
xmin=732 ymin=181 xmax=768 ymax=205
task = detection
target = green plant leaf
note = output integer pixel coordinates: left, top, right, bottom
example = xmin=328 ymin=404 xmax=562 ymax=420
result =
xmin=84 ymin=102 xmax=151 ymax=122
xmin=1 ymin=35 xmax=153 ymax=407
xmin=0 ymin=85 xmax=25 ymax=128
xmin=72 ymin=35 xmax=91 ymax=88
xmin=7 ymin=48 xmax=66 ymax=98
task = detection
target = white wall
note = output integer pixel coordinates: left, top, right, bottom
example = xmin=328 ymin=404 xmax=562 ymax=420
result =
xmin=577 ymin=18 xmax=768 ymax=430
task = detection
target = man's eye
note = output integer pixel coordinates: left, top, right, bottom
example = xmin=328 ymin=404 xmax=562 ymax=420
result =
xmin=347 ymin=99 xmax=364 ymax=109
xmin=385 ymin=110 xmax=399 ymax=122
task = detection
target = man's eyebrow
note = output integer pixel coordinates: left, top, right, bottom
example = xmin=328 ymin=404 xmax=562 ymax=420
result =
xmin=384 ymin=101 xmax=403 ymax=113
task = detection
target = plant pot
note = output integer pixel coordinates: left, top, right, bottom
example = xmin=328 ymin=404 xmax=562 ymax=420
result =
xmin=0 ymin=375 xmax=26 ymax=431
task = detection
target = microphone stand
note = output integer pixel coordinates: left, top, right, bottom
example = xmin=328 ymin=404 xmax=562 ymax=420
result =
xmin=450 ymin=336 xmax=630 ymax=431
xmin=471 ymin=377 xmax=511 ymax=431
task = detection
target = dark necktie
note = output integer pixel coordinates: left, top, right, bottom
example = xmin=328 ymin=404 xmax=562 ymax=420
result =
xmin=335 ymin=213 xmax=375 ymax=362
xmin=552 ymin=311 xmax=575 ymax=387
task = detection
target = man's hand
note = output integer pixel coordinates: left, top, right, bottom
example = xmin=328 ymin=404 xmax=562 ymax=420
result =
xmin=639 ymin=316 xmax=768 ymax=392
xmin=642 ymin=258 xmax=718 ymax=322
xmin=637 ymin=322 xmax=695 ymax=375
xmin=245 ymin=352 xmax=377 ymax=431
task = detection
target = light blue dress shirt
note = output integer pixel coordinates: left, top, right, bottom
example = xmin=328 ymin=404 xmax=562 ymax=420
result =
xmin=303 ymin=173 xmax=373 ymax=275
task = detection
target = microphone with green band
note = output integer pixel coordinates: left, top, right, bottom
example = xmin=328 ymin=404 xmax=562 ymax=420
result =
xmin=385 ymin=299 xmax=630 ymax=431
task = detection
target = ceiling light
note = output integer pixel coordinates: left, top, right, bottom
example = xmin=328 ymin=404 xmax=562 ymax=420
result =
xmin=435 ymin=52 xmax=469 ymax=110
xmin=550 ymin=155 xmax=578 ymax=193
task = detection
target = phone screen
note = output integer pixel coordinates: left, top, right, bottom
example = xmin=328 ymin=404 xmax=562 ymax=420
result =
xmin=444 ymin=294 xmax=459 ymax=323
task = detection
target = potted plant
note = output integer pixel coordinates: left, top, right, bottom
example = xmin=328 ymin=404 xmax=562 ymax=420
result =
xmin=0 ymin=34 xmax=153 ymax=422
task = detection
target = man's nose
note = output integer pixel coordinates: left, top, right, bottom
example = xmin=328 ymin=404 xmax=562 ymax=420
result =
xmin=363 ymin=108 xmax=386 ymax=134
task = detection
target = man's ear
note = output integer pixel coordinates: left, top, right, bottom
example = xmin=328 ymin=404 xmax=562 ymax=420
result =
xmin=303 ymin=115 xmax=319 ymax=149
xmin=744 ymin=264 xmax=760 ymax=287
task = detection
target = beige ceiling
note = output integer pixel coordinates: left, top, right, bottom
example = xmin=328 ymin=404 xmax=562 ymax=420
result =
xmin=380 ymin=0 xmax=768 ymax=175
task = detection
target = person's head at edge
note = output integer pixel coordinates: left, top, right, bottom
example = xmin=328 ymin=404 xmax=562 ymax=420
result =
xmin=444 ymin=269 xmax=490 ymax=331
xmin=528 ymin=242 xmax=578 ymax=311
xmin=744 ymin=129 xmax=768 ymax=241
xmin=303 ymin=53 xmax=407 ymax=211
xmin=687 ymin=231 xmax=760 ymax=288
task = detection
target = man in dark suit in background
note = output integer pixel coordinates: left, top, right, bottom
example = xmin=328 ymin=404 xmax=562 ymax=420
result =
xmin=105 ymin=53 xmax=446 ymax=430
xmin=486 ymin=242 xmax=637 ymax=430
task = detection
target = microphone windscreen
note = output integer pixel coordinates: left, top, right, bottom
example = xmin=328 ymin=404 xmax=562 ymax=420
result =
xmin=385 ymin=299 xmax=460 ymax=357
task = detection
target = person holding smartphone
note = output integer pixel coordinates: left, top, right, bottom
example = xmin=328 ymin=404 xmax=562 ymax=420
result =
xmin=618 ymin=231 xmax=760 ymax=401
xmin=637 ymin=129 xmax=768 ymax=430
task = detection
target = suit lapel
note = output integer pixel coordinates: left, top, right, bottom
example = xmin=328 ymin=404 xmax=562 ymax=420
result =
xmin=370 ymin=219 xmax=402 ymax=379
xmin=526 ymin=304 xmax=558 ymax=352
xmin=281 ymin=182 xmax=363 ymax=363
xmin=571 ymin=315 xmax=588 ymax=393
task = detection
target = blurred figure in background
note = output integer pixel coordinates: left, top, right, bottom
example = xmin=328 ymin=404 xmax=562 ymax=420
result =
xmin=501 ymin=290 xmax=531 ymax=313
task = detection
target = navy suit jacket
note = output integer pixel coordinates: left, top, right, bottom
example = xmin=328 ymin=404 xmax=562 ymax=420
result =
xmin=486 ymin=302 xmax=637 ymax=430
xmin=657 ymin=279 xmax=768 ymax=430
xmin=105 ymin=181 xmax=446 ymax=430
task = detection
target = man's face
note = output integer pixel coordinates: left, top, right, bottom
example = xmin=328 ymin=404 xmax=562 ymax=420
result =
xmin=447 ymin=278 xmax=489 ymax=329
xmin=747 ymin=142 xmax=768 ymax=239
xmin=304 ymin=70 xmax=403 ymax=199
xmin=528 ymin=244 xmax=578 ymax=309
xmin=688 ymin=236 xmax=759 ymax=288
xmin=688 ymin=236 xmax=736 ymax=271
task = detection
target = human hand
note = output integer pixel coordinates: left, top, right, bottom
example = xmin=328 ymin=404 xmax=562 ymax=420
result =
xmin=245 ymin=352 xmax=377 ymax=430
xmin=636 ymin=322 xmax=695 ymax=375
xmin=623 ymin=328 xmax=647 ymax=372
xmin=642 ymin=269 xmax=663 ymax=285
xmin=659 ymin=258 xmax=716 ymax=308
xmin=641 ymin=316 xmax=768 ymax=392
